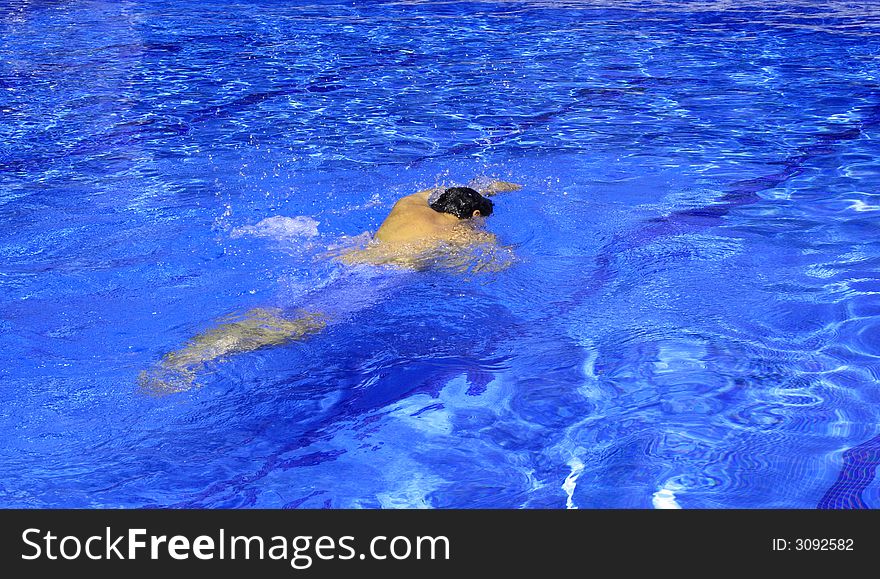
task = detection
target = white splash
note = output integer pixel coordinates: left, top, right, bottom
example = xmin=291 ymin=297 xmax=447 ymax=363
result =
xmin=231 ymin=215 xmax=319 ymax=241
xmin=652 ymin=481 xmax=684 ymax=509
xmin=562 ymin=457 xmax=585 ymax=509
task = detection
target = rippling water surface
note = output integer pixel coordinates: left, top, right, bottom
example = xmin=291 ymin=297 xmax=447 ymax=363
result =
xmin=2 ymin=0 xmax=879 ymax=508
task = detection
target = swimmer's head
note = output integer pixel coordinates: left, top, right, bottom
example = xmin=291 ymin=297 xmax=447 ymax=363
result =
xmin=429 ymin=187 xmax=494 ymax=219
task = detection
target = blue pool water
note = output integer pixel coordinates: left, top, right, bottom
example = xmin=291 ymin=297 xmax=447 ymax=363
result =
xmin=2 ymin=0 xmax=880 ymax=509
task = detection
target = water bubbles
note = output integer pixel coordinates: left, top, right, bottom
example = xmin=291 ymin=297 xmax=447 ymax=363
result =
xmin=230 ymin=215 xmax=320 ymax=241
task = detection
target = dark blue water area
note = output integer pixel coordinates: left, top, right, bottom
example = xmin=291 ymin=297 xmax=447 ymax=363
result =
xmin=1 ymin=0 xmax=880 ymax=508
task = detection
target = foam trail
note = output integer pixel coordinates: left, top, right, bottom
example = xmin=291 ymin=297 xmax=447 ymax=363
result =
xmin=562 ymin=457 xmax=585 ymax=509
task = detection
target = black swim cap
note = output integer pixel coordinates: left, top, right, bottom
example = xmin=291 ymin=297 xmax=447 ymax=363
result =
xmin=429 ymin=187 xmax=494 ymax=219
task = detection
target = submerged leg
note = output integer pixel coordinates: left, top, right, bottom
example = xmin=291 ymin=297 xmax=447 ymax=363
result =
xmin=139 ymin=308 xmax=326 ymax=395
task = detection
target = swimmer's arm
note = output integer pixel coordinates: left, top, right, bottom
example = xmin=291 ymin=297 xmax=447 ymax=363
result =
xmin=469 ymin=179 xmax=523 ymax=196
xmin=336 ymin=244 xmax=425 ymax=270
xmin=336 ymin=246 xmax=376 ymax=266
xmin=466 ymin=228 xmax=498 ymax=245
xmin=442 ymin=229 xmax=517 ymax=273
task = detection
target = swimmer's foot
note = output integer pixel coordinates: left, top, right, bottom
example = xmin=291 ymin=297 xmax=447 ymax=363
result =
xmin=138 ymin=363 xmax=198 ymax=395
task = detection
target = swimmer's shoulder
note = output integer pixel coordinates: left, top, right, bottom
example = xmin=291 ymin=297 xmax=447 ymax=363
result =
xmin=407 ymin=187 xmax=443 ymax=203
xmin=385 ymin=189 xmax=433 ymax=213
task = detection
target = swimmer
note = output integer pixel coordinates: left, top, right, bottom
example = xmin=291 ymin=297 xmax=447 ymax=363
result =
xmin=139 ymin=178 xmax=522 ymax=394
xmin=337 ymin=180 xmax=519 ymax=269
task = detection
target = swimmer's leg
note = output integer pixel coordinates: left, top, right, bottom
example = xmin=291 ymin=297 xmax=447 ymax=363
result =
xmin=138 ymin=308 xmax=326 ymax=395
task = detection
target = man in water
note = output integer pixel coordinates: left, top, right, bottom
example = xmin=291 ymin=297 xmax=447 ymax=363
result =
xmin=140 ymin=179 xmax=521 ymax=394
xmin=337 ymin=181 xmax=516 ymax=268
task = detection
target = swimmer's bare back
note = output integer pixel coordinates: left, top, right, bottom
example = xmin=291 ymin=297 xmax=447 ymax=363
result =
xmin=338 ymin=179 xmax=522 ymax=269
xmin=139 ymin=179 xmax=521 ymax=395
